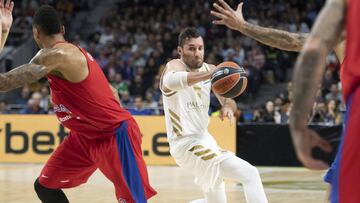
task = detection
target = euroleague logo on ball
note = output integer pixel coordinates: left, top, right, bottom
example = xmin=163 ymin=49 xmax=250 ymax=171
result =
xmin=211 ymin=61 xmax=248 ymax=98
xmin=212 ymin=68 xmax=230 ymax=78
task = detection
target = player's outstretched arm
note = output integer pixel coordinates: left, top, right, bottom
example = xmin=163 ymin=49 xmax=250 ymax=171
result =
xmin=290 ymin=0 xmax=346 ymax=170
xmin=0 ymin=49 xmax=62 ymax=92
xmin=161 ymin=59 xmax=214 ymax=93
xmin=211 ymin=0 xmax=309 ymax=52
xmin=0 ymin=0 xmax=14 ymax=51
xmin=0 ymin=63 xmax=49 ymax=92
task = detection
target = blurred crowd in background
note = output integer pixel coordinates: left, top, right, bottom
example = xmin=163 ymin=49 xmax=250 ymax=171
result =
xmin=0 ymin=0 xmax=344 ymax=125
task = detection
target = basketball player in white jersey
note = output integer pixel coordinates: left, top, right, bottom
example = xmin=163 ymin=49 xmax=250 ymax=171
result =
xmin=160 ymin=27 xmax=268 ymax=203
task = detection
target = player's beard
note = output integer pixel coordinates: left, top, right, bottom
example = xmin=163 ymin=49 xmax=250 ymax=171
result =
xmin=184 ymin=58 xmax=203 ymax=71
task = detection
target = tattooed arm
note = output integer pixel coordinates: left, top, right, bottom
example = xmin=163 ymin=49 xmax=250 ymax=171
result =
xmin=0 ymin=63 xmax=49 ymax=92
xmin=0 ymin=49 xmax=62 ymax=92
xmin=211 ymin=0 xmax=347 ymax=56
xmin=240 ymin=22 xmax=308 ymax=52
xmin=211 ymin=0 xmax=308 ymax=52
xmin=289 ymin=0 xmax=346 ymax=170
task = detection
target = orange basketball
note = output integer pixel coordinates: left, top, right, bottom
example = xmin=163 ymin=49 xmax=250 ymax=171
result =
xmin=211 ymin=61 xmax=248 ymax=98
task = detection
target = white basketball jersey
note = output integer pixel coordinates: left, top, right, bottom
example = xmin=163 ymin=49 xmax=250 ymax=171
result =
xmin=161 ymin=60 xmax=212 ymax=142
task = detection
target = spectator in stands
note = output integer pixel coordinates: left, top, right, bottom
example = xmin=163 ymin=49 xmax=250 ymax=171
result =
xmin=72 ymin=34 xmax=87 ymax=48
xmin=0 ymin=99 xmax=10 ymax=114
xmin=325 ymin=83 xmax=343 ymax=103
xmin=99 ymin=26 xmax=114 ymax=45
xmin=112 ymin=73 xmax=128 ymax=96
xmin=322 ymin=69 xmax=337 ymax=96
xmin=127 ymin=96 xmax=153 ymax=115
xmin=144 ymin=90 xmax=158 ymax=110
xmin=120 ymin=91 xmax=131 ymax=107
xmin=243 ymin=59 xmax=262 ymax=97
xmin=279 ymin=99 xmax=292 ymax=124
xmin=96 ymin=50 xmax=110 ymax=70
xmin=15 ymin=86 xmax=31 ymax=105
xmin=325 ymin=99 xmax=342 ymax=125
xmin=40 ymin=85 xmax=50 ymax=112
xmin=274 ymin=96 xmax=283 ymax=113
xmin=263 ymin=101 xmax=275 ymax=122
xmin=20 ymin=92 xmax=46 ymax=114
xmin=130 ymin=74 xmax=145 ymax=97
xmin=251 ymin=108 xmax=265 ymax=123
xmin=310 ymin=100 xmax=327 ymax=124
xmin=315 ymin=88 xmax=324 ymax=103
xmin=150 ymin=77 xmax=162 ymax=102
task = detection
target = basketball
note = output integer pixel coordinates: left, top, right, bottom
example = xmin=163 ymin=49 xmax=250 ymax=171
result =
xmin=211 ymin=61 xmax=248 ymax=98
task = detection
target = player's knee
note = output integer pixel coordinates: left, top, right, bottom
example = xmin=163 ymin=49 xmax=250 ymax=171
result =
xmin=34 ymin=178 xmax=69 ymax=203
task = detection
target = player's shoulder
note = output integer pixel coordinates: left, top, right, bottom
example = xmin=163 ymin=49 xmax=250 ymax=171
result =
xmin=31 ymin=48 xmax=67 ymax=65
xmin=166 ymin=59 xmax=187 ymax=72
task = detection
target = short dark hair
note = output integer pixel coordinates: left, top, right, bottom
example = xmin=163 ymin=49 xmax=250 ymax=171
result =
xmin=33 ymin=5 xmax=62 ymax=35
xmin=178 ymin=27 xmax=201 ymax=47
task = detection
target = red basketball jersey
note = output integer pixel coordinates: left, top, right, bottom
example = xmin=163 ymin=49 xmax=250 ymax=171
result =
xmin=343 ymin=0 xmax=360 ymax=101
xmin=47 ymin=43 xmax=132 ymax=138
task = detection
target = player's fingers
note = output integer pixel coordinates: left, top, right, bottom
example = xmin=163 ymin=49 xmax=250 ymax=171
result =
xmin=219 ymin=110 xmax=224 ymax=121
xmin=213 ymin=3 xmax=229 ymax=15
xmin=298 ymin=152 xmax=328 ymax=170
xmin=9 ymin=1 xmax=13 ymax=12
xmin=0 ymin=0 xmax=4 ymax=8
xmin=212 ymin=20 xmax=225 ymax=25
xmin=210 ymin=10 xmax=227 ymax=20
xmin=226 ymin=110 xmax=232 ymax=119
xmin=218 ymin=0 xmax=233 ymax=12
xmin=5 ymin=0 xmax=9 ymax=9
xmin=236 ymin=2 xmax=243 ymax=12
xmin=316 ymin=137 xmax=332 ymax=153
xmin=228 ymin=113 xmax=235 ymax=126
xmin=304 ymin=158 xmax=329 ymax=170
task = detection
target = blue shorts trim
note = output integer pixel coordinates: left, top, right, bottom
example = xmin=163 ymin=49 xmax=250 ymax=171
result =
xmin=329 ymin=95 xmax=353 ymax=203
xmin=115 ymin=121 xmax=146 ymax=203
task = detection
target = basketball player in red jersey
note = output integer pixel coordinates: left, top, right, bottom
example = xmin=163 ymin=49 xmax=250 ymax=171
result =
xmin=288 ymin=0 xmax=356 ymax=201
xmin=210 ymin=0 xmax=345 ymax=201
xmin=0 ymin=5 xmax=156 ymax=203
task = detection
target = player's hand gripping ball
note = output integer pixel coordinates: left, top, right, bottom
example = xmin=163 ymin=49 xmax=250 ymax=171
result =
xmin=211 ymin=61 xmax=248 ymax=98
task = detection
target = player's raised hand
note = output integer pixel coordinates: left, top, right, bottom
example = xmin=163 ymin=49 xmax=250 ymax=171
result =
xmin=0 ymin=0 xmax=14 ymax=33
xmin=211 ymin=0 xmax=245 ymax=31
xmin=291 ymin=127 xmax=332 ymax=170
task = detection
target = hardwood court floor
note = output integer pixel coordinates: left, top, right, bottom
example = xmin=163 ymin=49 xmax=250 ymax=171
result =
xmin=0 ymin=164 xmax=327 ymax=203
